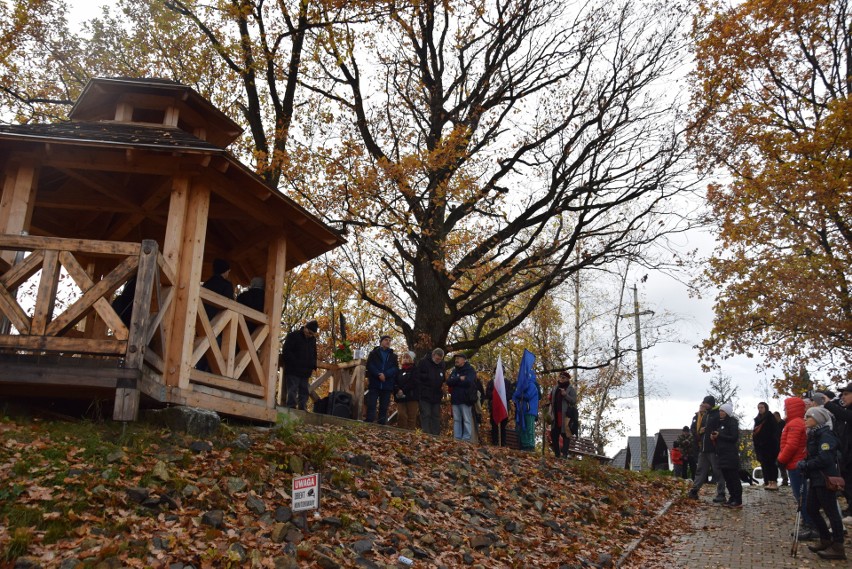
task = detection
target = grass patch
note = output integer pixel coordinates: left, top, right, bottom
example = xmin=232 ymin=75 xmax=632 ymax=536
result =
xmin=3 ymin=505 xmax=41 ymax=531
xmin=2 ymin=528 xmax=31 ymax=561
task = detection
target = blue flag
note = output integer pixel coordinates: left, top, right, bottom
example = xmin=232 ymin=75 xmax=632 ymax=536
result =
xmin=512 ymin=349 xmax=539 ymax=430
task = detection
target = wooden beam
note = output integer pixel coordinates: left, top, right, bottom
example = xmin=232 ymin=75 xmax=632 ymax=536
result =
xmin=0 ymin=161 xmax=39 ymax=265
xmin=161 ymin=176 xmax=189 ymax=279
xmin=30 ymin=249 xmax=60 ymax=335
xmin=163 ymin=180 xmax=210 ymax=390
xmin=58 ymin=251 xmax=128 ymax=341
xmin=0 ymin=234 xmax=141 ymax=257
xmin=0 ymin=335 xmax=125 ymax=355
xmin=263 ymin=236 xmax=286 ymax=408
xmin=188 ymin=370 xmax=265 ymax=398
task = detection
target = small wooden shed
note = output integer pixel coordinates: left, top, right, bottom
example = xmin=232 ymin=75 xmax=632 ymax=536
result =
xmin=0 ymin=77 xmax=345 ymax=422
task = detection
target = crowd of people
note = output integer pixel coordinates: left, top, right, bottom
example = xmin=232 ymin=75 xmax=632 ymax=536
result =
xmin=279 ymin=326 xmax=587 ymax=457
xmin=677 ymin=388 xmax=852 ymax=560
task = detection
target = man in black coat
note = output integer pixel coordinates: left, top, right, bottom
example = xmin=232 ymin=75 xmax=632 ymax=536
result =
xmin=197 ymin=259 xmax=234 ymax=372
xmin=236 ymin=277 xmax=264 ymax=334
xmin=824 ymin=383 xmax=852 ymax=521
xmin=688 ymin=395 xmax=727 ymax=503
xmin=281 ymin=320 xmax=319 ymax=410
xmin=417 ymin=348 xmax=446 ymax=436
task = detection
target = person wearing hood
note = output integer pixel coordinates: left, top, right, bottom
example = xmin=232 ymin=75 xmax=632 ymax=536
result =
xmin=688 ymin=396 xmax=727 ymax=503
xmin=711 ymin=403 xmax=742 ymax=508
xmin=797 ymin=406 xmax=846 ymax=559
xmin=778 ymin=397 xmax=816 ymax=540
xmin=446 ymin=353 xmax=477 ymax=441
xmin=365 ymin=335 xmax=399 ymax=425
xmin=752 ymin=401 xmax=780 ymax=490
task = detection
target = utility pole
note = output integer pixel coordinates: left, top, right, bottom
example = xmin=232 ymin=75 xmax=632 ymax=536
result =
xmin=620 ymin=284 xmax=654 ymax=470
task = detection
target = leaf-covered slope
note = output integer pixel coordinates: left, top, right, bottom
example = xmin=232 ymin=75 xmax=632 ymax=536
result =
xmin=0 ymin=415 xmax=684 ymax=568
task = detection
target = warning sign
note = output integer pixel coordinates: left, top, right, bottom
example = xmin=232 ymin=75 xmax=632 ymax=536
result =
xmin=292 ymin=473 xmax=320 ymax=512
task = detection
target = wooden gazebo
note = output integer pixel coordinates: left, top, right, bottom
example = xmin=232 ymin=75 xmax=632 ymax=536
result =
xmin=0 ymin=77 xmax=345 ymax=422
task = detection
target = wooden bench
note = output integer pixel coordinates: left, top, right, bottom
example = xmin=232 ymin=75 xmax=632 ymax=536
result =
xmin=503 ymin=430 xmax=609 ymax=462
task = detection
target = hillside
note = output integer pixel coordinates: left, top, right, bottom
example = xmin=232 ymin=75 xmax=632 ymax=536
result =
xmin=0 ymin=409 xmax=688 ymax=568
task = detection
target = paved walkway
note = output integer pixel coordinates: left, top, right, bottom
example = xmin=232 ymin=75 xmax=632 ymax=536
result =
xmin=638 ymin=483 xmax=849 ymax=568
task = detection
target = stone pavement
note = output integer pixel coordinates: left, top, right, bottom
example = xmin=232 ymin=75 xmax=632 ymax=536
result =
xmin=645 ymin=483 xmax=849 ymax=569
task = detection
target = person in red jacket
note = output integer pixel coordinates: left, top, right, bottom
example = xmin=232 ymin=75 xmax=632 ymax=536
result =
xmin=778 ymin=396 xmax=815 ymax=540
xmin=671 ymin=444 xmax=684 ymax=477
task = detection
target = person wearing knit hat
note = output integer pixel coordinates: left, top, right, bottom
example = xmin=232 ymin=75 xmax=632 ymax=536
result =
xmin=711 ymin=402 xmax=743 ymax=508
xmin=281 ymin=320 xmax=319 ymax=410
xmin=688 ymin=397 xmax=727 ymax=503
xmin=394 ymin=350 xmax=420 ymax=430
xmin=197 ymin=258 xmax=235 ymax=372
xmin=798 ymin=405 xmax=846 ymax=559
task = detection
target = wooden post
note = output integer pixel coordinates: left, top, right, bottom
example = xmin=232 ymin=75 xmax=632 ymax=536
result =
xmin=163 ymin=181 xmax=210 ymax=390
xmin=0 ymin=161 xmax=39 ymax=265
xmin=113 ymin=239 xmax=158 ymax=421
xmin=262 ymin=237 xmax=286 ymax=410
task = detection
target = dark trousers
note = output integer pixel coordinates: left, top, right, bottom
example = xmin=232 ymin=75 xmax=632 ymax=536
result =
xmin=490 ymin=418 xmax=508 ymax=446
xmin=550 ymin=424 xmax=570 ymax=458
xmin=721 ymin=467 xmax=743 ymax=504
xmin=285 ymin=374 xmax=309 ymax=410
xmin=757 ymin=452 xmax=778 ymax=484
xmin=807 ymin=485 xmax=844 ymax=542
xmin=419 ymin=400 xmax=442 ymax=435
xmin=365 ymin=389 xmax=391 ymax=424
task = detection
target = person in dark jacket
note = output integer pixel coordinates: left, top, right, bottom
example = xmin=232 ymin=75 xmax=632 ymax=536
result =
xmin=486 ymin=376 xmax=514 ymax=446
xmin=688 ymin=396 xmax=727 ymax=502
xmin=202 ymin=258 xmax=235 ymax=320
xmin=752 ymin=401 xmax=780 ymax=490
xmin=798 ymin=406 xmax=846 ymax=560
xmin=365 ymin=335 xmax=399 ymax=424
xmin=446 ymin=353 xmax=476 ymax=441
xmin=774 ymin=410 xmax=789 ymax=486
xmin=417 ymin=348 xmax=446 ymax=435
xmin=712 ymin=403 xmax=742 ymax=507
xmin=394 ymin=351 xmax=419 ymax=430
xmin=280 ymin=320 xmax=319 ymax=410
xmin=675 ymin=426 xmax=697 ymax=480
xmin=197 ymin=259 xmax=235 ymax=372
xmin=236 ymin=277 xmax=265 ymax=334
xmin=546 ymin=372 xmax=578 ymax=458
xmin=111 ymin=276 xmax=137 ymax=328
xmin=824 ymin=383 xmax=852 ymax=523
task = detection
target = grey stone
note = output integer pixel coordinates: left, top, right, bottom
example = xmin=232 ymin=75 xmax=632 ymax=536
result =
xmin=270 ymin=523 xmax=288 ymax=543
xmin=201 ymin=509 xmax=224 ymax=528
xmin=274 ymin=505 xmax=292 ymax=522
xmin=189 ymin=441 xmax=213 ymax=453
xmin=126 ymin=487 xmax=150 ymax=503
xmin=59 ymin=560 xmax=82 ymax=569
xmin=182 ymin=484 xmax=200 ymax=497
xmin=273 ymin=556 xmax=299 ymax=569
xmin=152 ymin=460 xmax=170 ymax=481
xmin=227 ymin=477 xmax=248 ymax=494
xmin=227 ymin=543 xmax=247 ymax=562
xmin=353 ymin=558 xmax=379 ymax=569
xmin=352 ymin=539 xmax=373 ymax=554
xmin=470 ymin=535 xmax=492 ymax=549
xmin=285 ymin=529 xmax=303 ymax=544
xmin=289 ymin=454 xmax=304 ymax=474
xmin=246 ymin=494 xmax=266 ymax=515
xmin=232 ymin=433 xmax=252 ymax=450
xmin=143 ymin=407 xmax=221 ymax=437
xmin=106 ymin=450 xmax=126 ymax=463
xmin=314 ymin=553 xmax=340 ymax=569
xmin=14 ymin=558 xmax=42 ymax=569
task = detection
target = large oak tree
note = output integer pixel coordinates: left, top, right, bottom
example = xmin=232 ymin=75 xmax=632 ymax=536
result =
xmin=0 ymin=0 xmax=695 ymax=358
xmin=691 ymin=0 xmax=852 ymax=383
